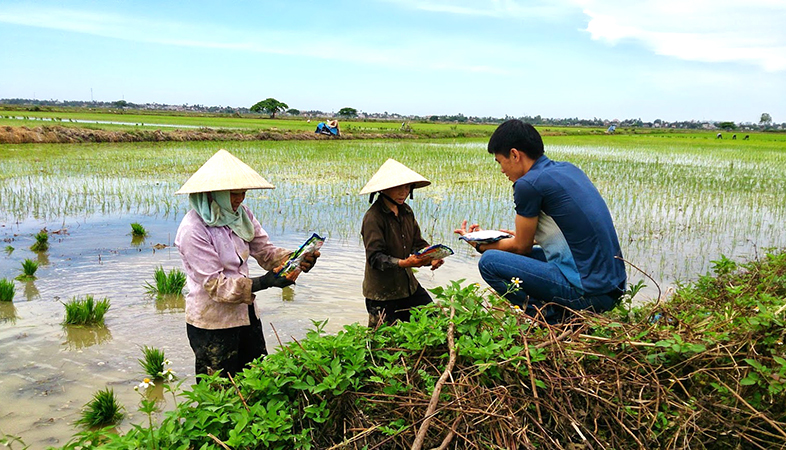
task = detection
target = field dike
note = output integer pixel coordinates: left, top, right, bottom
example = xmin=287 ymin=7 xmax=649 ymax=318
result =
xmin=48 ymin=252 xmax=786 ymax=449
xmin=0 ymin=125 xmax=487 ymax=144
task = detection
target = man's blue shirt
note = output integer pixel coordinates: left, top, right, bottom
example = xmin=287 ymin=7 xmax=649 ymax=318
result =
xmin=513 ymin=155 xmax=626 ymax=295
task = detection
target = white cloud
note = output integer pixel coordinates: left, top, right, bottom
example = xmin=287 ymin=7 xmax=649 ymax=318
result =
xmin=0 ymin=5 xmax=514 ymax=75
xmin=379 ymin=0 xmax=571 ymax=19
xmin=576 ymin=0 xmax=786 ymax=71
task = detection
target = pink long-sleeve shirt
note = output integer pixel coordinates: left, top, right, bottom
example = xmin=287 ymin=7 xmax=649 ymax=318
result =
xmin=174 ymin=206 xmax=290 ymax=330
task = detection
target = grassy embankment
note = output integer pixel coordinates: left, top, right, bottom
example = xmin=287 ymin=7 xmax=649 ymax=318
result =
xmin=5 ymin=106 xmax=778 ymax=144
xmin=50 ymin=251 xmax=786 ymax=449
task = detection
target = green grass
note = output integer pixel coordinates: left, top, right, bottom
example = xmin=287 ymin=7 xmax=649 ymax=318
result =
xmin=62 ymin=295 xmax=111 ymax=325
xmin=138 ymin=346 xmax=166 ymax=380
xmin=0 ymin=278 xmax=15 ymax=302
xmin=14 ymin=259 xmax=38 ymax=281
xmin=145 ymin=266 xmax=187 ymax=296
xmin=130 ymin=222 xmax=148 ymax=237
xmin=75 ymin=388 xmax=124 ymax=428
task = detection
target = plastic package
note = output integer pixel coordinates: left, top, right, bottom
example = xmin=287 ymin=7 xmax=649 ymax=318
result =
xmin=414 ymin=244 xmax=454 ymax=260
xmin=276 ymin=233 xmax=325 ymax=277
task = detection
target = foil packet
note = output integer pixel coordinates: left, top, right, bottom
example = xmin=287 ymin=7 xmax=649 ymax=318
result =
xmin=276 ymin=233 xmax=325 ymax=277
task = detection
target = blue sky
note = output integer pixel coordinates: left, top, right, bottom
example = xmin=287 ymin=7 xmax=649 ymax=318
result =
xmin=1 ymin=0 xmax=784 ymax=123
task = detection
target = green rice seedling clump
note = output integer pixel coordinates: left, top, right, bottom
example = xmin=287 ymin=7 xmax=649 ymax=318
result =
xmin=76 ymin=388 xmax=124 ymax=428
xmin=0 ymin=279 xmax=15 ymax=302
xmin=4 ymin=245 xmax=13 ymax=254
xmin=63 ymin=295 xmax=111 ymax=325
xmin=145 ymin=266 xmax=186 ymax=296
xmin=15 ymin=259 xmax=38 ymax=281
xmin=138 ymin=345 xmax=167 ymax=380
xmin=130 ymin=222 xmax=148 ymax=237
xmin=30 ymin=230 xmax=49 ymax=251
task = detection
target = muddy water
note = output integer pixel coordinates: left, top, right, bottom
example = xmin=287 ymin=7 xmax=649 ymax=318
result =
xmin=0 ymin=212 xmax=484 ymax=447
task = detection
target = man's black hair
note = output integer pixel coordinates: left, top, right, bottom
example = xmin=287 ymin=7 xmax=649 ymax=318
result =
xmin=487 ymin=119 xmax=544 ymax=159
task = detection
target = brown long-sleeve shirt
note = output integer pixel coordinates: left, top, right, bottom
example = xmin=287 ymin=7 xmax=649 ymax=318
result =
xmin=361 ymin=198 xmax=430 ymax=301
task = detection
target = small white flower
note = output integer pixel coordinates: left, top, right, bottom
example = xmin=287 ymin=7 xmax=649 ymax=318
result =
xmin=137 ymin=378 xmax=155 ymax=390
xmin=163 ymin=359 xmax=171 ymax=365
xmin=161 ymin=368 xmax=177 ymax=382
xmin=510 ymin=277 xmax=521 ymax=287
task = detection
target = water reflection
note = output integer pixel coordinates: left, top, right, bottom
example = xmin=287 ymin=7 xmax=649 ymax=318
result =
xmin=62 ymin=325 xmax=113 ymax=349
xmin=281 ymin=286 xmax=295 ymax=302
xmin=0 ymin=302 xmax=17 ymax=323
xmin=141 ymin=382 xmax=166 ymax=404
xmin=154 ymin=294 xmax=185 ymax=312
xmin=36 ymin=251 xmax=50 ymax=267
xmin=131 ymin=235 xmax=146 ymax=248
xmin=23 ymin=281 xmax=40 ymax=301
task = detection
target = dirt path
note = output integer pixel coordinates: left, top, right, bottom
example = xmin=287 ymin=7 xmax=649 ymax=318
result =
xmin=0 ymin=125 xmax=442 ymax=144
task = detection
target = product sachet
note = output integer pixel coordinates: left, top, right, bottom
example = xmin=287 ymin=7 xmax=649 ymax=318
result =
xmin=414 ymin=244 xmax=454 ymax=260
xmin=459 ymin=230 xmax=513 ymax=245
xmin=276 ymin=233 xmax=325 ymax=277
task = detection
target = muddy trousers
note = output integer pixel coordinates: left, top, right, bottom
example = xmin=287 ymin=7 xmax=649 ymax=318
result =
xmin=366 ymin=284 xmax=433 ymax=327
xmin=186 ymin=305 xmax=268 ymax=379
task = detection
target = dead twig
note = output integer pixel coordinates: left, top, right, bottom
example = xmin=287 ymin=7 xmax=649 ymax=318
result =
xmin=411 ymin=306 xmax=456 ymax=450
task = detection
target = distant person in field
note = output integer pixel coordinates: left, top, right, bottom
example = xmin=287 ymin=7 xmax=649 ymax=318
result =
xmin=717 ymin=133 xmax=723 ymax=139
xmin=359 ymin=159 xmax=445 ymax=328
xmin=455 ymin=120 xmax=626 ymax=324
xmin=744 ymin=135 xmax=750 ymax=140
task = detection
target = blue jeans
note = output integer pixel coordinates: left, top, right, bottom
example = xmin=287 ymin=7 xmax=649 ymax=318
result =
xmin=478 ymin=248 xmax=619 ymax=324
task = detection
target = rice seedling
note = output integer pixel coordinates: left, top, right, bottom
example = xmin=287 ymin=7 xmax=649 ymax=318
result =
xmin=145 ymin=266 xmax=187 ymax=296
xmin=75 ymin=388 xmax=124 ymax=428
xmin=29 ymin=230 xmax=49 ymax=251
xmin=62 ymin=295 xmax=111 ymax=325
xmin=4 ymin=245 xmax=13 ymax=254
xmin=0 ymin=278 xmax=15 ymax=302
xmin=130 ymin=222 xmax=148 ymax=237
xmin=15 ymin=259 xmax=38 ymax=281
xmin=138 ymin=345 xmax=169 ymax=380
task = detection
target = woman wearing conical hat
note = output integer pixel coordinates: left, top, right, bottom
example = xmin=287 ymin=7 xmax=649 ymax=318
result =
xmin=360 ymin=159 xmax=444 ymax=328
xmin=174 ymin=149 xmax=319 ymax=378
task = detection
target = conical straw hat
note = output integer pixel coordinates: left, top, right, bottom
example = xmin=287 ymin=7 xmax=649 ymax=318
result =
xmin=175 ymin=149 xmax=275 ymax=195
xmin=359 ymin=158 xmax=431 ymax=195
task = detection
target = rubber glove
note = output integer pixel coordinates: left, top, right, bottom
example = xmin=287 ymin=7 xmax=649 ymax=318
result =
xmin=251 ymin=271 xmax=295 ymax=292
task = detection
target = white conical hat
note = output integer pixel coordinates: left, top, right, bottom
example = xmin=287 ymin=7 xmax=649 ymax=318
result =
xmin=175 ymin=149 xmax=274 ymax=194
xmin=359 ymin=158 xmax=431 ymax=195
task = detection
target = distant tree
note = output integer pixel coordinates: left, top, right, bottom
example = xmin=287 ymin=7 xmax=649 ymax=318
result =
xmin=250 ymin=98 xmax=289 ymax=119
xmin=337 ymin=107 xmax=358 ymax=118
xmin=287 ymin=108 xmax=300 ymax=116
xmin=719 ymin=121 xmax=736 ymax=130
xmin=760 ymin=113 xmax=772 ymax=126
xmin=113 ymin=100 xmax=128 ymax=108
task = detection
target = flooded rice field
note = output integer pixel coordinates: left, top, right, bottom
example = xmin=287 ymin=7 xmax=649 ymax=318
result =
xmin=1 ymin=138 xmax=785 ymax=446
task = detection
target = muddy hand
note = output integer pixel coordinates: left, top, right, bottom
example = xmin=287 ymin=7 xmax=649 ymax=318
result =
xmin=299 ymin=250 xmax=320 ymax=273
xmin=400 ymin=253 xmax=431 ymax=268
xmin=430 ymin=258 xmax=445 ymax=270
